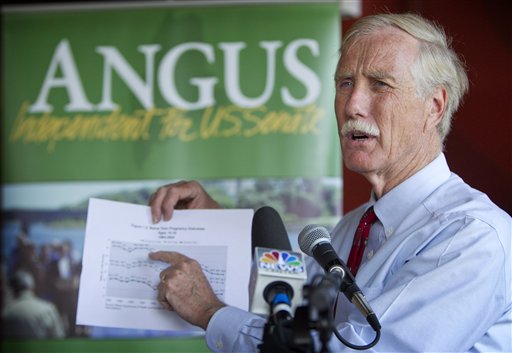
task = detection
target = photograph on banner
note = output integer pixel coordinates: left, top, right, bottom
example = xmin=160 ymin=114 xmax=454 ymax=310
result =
xmin=2 ymin=177 xmax=341 ymax=338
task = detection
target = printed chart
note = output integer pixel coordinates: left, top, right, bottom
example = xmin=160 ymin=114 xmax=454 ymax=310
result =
xmin=76 ymin=199 xmax=252 ymax=331
xmin=105 ymin=241 xmax=227 ymax=301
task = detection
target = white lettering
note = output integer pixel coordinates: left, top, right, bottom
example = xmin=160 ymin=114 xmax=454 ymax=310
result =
xmin=158 ymin=42 xmax=217 ymax=110
xmin=29 ymin=39 xmax=322 ymax=112
xmin=221 ymin=41 xmax=282 ymax=108
xmin=281 ymin=39 xmax=321 ymax=107
xmin=29 ymin=39 xmax=93 ymax=113
xmin=95 ymin=44 xmax=161 ymax=111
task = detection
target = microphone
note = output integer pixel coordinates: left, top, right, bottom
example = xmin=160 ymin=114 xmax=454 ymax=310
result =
xmin=252 ymin=206 xmax=292 ymax=255
xmin=249 ymin=247 xmax=307 ymax=319
xmin=298 ymin=225 xmax=381 ymax=332
xmin=249 ymin=205 xmax=304 ymax=318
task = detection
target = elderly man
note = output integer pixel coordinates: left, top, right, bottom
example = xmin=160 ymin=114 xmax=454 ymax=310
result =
xmin=149 ymin=13 xmax=511 ymax=352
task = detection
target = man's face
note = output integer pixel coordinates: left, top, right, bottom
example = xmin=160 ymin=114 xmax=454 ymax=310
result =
xmin=335 ymin=27 xmax=438 ymax=182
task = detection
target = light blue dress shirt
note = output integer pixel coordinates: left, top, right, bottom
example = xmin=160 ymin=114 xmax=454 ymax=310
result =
xmin=205 ymin=154 xmax=512 ymax=352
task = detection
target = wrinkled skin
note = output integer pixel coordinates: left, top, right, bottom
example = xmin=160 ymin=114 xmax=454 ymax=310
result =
xmin=335 ymin=27 xmax=446 ymax=198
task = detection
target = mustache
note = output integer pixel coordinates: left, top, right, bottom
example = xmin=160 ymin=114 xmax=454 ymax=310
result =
xmin=340 ymin=119 xmax=380 ymax=137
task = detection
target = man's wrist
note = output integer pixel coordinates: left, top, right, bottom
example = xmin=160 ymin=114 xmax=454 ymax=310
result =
xmin=201 ymin=301 xmax=226 ymax=330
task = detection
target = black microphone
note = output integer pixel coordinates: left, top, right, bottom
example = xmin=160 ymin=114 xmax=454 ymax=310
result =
xmin=252 ymin=206 xmax=292 ymax=255
xmin=298 ymin=224 xmax=381 ymax=332
xmin=249 ymin=206 xmax=305 ymax=319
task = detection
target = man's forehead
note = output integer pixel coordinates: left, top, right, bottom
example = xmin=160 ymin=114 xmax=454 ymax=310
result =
xmin=344 ymin=25 xmax=419 ymax=50
xmin=337 ymin=28 xmax=419 ymax=76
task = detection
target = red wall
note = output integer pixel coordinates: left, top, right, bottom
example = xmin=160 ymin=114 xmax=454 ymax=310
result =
xmin=342 ymin=0 xmax=512 ymax=215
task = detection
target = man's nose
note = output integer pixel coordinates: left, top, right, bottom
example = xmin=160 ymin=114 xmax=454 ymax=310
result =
xmin=345 ymin=84 xmax=370 ymax=118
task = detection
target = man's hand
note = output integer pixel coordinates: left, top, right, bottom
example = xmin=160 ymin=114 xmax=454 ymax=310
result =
xmin=149 ymin=180 xmax=220 ymax=223
xmin=149 ymin=251 xmax=225 ymax=330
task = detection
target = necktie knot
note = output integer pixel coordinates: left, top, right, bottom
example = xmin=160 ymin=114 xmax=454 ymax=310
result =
xmin=347 ymin=206 xmax=378 ymax=276
xmin=361 ymin=206 xmax=378 ymax=225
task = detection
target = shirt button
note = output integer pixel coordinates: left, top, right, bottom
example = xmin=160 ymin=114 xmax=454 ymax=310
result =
xmin=367 ymin=250 xmax=374 ymax=259
xmin=385 ymin=227 xmax=394 ymax=237
xmin=216 ymin=340 xmax=224 ymax=350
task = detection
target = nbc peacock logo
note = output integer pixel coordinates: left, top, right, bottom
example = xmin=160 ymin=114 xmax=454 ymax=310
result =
xmin=258 ymin=250 xmax=305 ymax=274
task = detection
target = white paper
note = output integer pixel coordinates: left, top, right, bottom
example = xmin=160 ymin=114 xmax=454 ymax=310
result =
xmin=76 ymin=198 xmax=253 ymax=332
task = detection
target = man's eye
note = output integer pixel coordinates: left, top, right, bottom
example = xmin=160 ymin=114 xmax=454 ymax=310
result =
xmin=373 ymin=80 xmax=389 ymax=88
xmin=336 ymin=79 xmax=353 ymax=89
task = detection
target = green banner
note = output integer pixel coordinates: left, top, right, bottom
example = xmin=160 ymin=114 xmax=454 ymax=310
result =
xmin=1 ymin=2 xmax=341 ymax=351
xmin=3 ymin=3 xmax=340 ymax=182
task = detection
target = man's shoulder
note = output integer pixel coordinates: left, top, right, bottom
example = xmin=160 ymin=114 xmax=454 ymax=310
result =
xmin=425 ymin=172 xmax=510 ymax=233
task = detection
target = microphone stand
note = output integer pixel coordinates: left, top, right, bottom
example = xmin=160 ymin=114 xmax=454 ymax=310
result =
xmin=259 ymin=272 xmax=380 ymax=353
xmin=258 ymin=281 xmax=313 ymax=353
xmin=259 ymin=273 xmax=340 ymax=353
xmin=304 ymin=273 xmax=341 ymax=353
xmin=259 ymin=310 xmax=313 ymax=353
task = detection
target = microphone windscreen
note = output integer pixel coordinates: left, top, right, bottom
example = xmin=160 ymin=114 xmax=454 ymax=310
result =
xmin=251 ymin=206 xmax=292 ymax=255
xmin=298 ymin=224 xmax=330 ymax=256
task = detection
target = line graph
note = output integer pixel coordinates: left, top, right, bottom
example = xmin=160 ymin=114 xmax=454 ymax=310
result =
xmin=105 ymin=241 xmax=227 ymax=301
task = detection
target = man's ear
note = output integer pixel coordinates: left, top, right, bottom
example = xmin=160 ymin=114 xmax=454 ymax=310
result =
xmin=424 ymin=86 xmax=447 ymax=132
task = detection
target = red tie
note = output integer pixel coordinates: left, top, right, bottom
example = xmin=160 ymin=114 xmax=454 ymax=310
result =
xmin=347 ymin=206 xmax=378 ymax=276
xmin=333 ymin=206 xmax=378 ymax=319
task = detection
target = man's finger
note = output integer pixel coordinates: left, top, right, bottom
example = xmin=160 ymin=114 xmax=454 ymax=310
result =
xmin=149 ymin=186 xmax=168 ymax=223
xmin=157 ymin=281 xmax=173 ymax=310
xmin=150 ymin=181 xmax=195 ymax=222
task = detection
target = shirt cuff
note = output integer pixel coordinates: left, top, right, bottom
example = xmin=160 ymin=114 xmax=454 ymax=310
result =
xmin=205 ymin=306 xmax=265 ymax=352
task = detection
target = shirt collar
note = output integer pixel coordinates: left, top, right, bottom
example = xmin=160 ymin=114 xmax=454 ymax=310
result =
xmin=370 ymin=153 xmax=451 ymax=240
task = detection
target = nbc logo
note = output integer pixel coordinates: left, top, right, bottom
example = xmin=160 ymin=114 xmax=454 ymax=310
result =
xmin=259 ymin=250 xmax=305 ymax=274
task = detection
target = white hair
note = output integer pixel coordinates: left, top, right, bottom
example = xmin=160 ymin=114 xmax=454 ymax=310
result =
xmin=340 ymin=119 xmax=380 ymax=138
xmin=340 ymin=13 xmax=469 ymax=143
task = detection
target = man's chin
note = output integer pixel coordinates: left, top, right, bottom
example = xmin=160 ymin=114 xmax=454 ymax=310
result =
xmin=343 ymin=154 xmax=377 ymax=175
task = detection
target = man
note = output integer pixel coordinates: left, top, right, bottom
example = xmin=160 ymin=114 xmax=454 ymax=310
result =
xmin=2 ymin=270 xmax=65 ymax=339
xmin=148 ymin=13 xmax=511 ymax=352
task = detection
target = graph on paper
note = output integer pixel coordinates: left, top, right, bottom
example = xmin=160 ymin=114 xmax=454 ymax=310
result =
xmin=105 ymin=240 xmax=227 ymax=301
